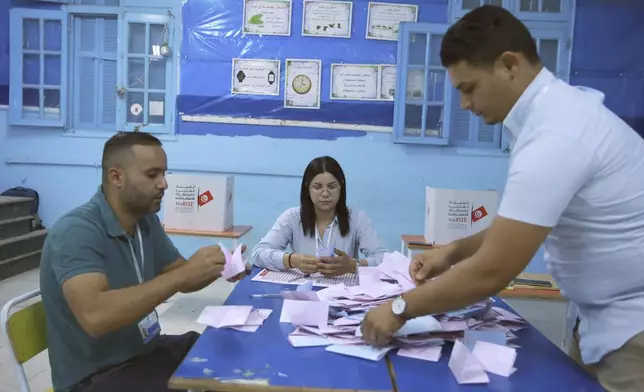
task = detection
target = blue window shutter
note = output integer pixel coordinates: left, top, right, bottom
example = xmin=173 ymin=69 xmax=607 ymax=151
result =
xmin=510 ymin=0 xmax=574 ymax=22
xmin=73 ymin=17 xmax=97 ymax=128
xmin=450 ymin=90 xmax=472 ymax=144
xmin=72 ymin=16 xmax=118 ymax=130
xmin=9 ymin=7 xmax=68 ymax=127
xmin=450 ymin=88 xmax=502 ymax=149
xmin=475 ymin=118 xmax=502 ymax=148
xmin=393 ymin=22 xmax=451 ymax=145
xmin=525 ymin=21 xmax=572 ymax=82
xmin=100 ymin=18 xmax=118 ymax=128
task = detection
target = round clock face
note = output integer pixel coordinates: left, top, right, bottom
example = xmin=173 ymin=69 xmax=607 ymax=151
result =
xmin=292 ymin=74 xmax=312 ymax=95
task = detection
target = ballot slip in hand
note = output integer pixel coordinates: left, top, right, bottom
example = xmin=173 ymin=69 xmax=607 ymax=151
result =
xmin=219 ymin=243 xmax=247 ymax=280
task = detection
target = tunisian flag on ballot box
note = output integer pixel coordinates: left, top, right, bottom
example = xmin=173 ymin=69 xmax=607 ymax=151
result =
xmin=162 ymin=173 xmax=235 ymax=232
xmin=424 ymin=186 xmax=499 ymax=245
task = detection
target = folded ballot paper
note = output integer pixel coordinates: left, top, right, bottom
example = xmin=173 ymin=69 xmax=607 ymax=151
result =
xmin=196 ymin=305 xmax=272 ymax=332
xmin=219 ymin=243 xmax=247 ymax=280
xmin=278 ymin=250 xmax=527 ymax=381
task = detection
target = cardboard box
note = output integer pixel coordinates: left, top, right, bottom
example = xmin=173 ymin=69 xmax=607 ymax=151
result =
xmin=163 ymin=173 xmax=234 ymax=232
xmin=424 ymin=186 xmax=499 ymax=245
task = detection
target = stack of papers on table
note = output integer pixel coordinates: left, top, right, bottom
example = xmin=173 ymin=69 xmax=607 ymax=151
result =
xmin=278 ymin=251 xmax=528 ymax=373
xmin=196 ymin=305 xmax=273 ymax=332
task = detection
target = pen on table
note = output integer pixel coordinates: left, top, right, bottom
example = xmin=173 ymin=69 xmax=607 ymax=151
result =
xmin=250 ymin=293 xmax=284 ymax=298
xmin=288 ymin=275 xmax=308 ymax=282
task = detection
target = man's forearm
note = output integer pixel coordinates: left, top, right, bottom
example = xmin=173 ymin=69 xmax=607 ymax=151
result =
xmin=87 ymin=267 xmax=191 ymax=337
xmin=181 ymin=276 xmax=217 ymax=293
xmin=403 ymin=253 xmax=506 ymax=318
xmin=165 ymin=260 xmax=217 ymax=293
xmin=449 ymin=229 xmax=488 ymax=263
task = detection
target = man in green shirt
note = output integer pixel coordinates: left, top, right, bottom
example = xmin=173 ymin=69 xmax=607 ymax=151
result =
xmin=39 ymin=132 xmax=248 ymax=392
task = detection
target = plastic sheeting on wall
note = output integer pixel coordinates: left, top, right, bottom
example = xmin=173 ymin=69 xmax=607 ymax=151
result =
xmin=178 ymin=0 xmax=447 ymax=127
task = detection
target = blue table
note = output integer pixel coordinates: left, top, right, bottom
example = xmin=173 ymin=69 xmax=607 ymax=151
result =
xmin=168 ymin=269 xmax=395 ymax=391
xmin=389 ymin=299 xmax=606 ymax=392
xmin=170 ymin=269 xmax=606 ymax=392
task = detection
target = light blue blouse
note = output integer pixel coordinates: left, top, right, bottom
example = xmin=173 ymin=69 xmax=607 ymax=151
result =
xmin=251 ymin=207 xmax=388 ymax=270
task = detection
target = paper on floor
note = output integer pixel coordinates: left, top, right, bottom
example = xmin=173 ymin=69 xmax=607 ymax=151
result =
xmin=448 ymin=340 xmax=490 ymax=384
xmin=220 ymin=243 xmax=247 ymax=280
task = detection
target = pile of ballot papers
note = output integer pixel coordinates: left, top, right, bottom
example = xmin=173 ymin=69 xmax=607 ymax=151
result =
xmin=195 ymin=251 xmax=530 ymax=384
xmin=279 ymin=251 xmax=529 ymax=383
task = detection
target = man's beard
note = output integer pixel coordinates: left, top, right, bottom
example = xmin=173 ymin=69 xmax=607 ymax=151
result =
xmin=122 ymin=188 xmax=157 ymax=216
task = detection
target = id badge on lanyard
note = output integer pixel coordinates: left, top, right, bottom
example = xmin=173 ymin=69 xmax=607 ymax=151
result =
xmin=127 ymin=226 xmax=160 ymax=344
xmin=315 ymin=221 xmax=336 ymax=258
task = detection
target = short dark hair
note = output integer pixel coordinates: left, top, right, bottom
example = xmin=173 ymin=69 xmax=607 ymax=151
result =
xmin=300 ymin=156 xmax=350 ymax=238
xmin=440 ymin=5 xmax=540 ymax=68
xmin=101 ymin=131 xmax=162 ymax=183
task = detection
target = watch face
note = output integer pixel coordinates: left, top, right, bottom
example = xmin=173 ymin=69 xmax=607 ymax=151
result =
xmin=292 ymin=74 xmax=312 ymax=95
xmin=392 ymin=297 xmax=406 ymax=315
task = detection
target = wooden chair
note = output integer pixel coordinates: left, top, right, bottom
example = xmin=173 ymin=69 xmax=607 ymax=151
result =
xmin=1 ymin=288 xmax=53 ymax=392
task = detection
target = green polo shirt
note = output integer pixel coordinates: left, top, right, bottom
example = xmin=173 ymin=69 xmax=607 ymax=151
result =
xmin=39 ymin=188 xmax=182 ymax=392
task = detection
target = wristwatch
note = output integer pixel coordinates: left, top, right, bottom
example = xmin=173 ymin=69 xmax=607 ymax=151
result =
xmin=392 ymin=296 xmax=410 ymax=321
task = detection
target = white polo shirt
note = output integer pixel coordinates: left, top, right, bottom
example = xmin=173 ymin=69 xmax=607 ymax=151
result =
xmin=498 ymin=67 xmax=644 ymax=365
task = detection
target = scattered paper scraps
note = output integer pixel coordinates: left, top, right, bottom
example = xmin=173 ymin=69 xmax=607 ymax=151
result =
xmin=276 ymin=251 xmax=527 ymax=378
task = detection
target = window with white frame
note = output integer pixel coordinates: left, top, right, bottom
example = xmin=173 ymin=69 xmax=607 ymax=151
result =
xmin=9 ymin=0 xmax=177 ymax=134
xmin=393 ymin=0 xmax=574 ymax=151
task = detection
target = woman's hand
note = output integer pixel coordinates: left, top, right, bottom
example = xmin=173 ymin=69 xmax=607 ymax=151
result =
xmin=317 ymin=249 xmax=356 ymax=276
xmin=292 ymin=254 xmax=319 ymax=274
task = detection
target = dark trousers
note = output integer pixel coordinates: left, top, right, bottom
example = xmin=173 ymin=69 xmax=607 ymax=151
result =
xmin=71 ymin=331 xmax=200 ymax=392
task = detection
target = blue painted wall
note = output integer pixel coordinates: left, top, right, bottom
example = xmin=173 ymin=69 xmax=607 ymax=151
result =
xmin=1 ymin=0 xmax=643 ymax=273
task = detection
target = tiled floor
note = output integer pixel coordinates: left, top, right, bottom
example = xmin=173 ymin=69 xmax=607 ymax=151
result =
xmin=0 ymin=268 xmax=235 ymax=392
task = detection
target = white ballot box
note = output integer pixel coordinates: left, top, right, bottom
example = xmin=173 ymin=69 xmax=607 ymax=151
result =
xmin=163 ymin=173 xmax=234 ymax=232
xmin=424 ymin=186 xmax=499 ymax=245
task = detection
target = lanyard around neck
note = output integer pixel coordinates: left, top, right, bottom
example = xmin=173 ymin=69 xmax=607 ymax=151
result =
xmin=315 ymin=220 xmax=335 ymax=257
xmin=127 ymin=225 xmax=145 ymax=283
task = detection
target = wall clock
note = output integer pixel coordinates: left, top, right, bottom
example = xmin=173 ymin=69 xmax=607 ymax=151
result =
xmin=292 ymin=74 xmax=312 ymax=95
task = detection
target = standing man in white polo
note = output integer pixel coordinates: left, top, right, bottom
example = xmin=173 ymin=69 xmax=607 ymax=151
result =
xmin=360 ymin=5 xmax=644 ymax=391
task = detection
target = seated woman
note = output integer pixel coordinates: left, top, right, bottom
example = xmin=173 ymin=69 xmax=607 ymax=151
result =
xmin=251 ymin=156 xmax=387 ymax=276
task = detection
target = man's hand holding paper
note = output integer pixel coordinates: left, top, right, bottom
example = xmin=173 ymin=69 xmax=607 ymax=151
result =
xmin=409 ymin=246 xmax=457 ymax=286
